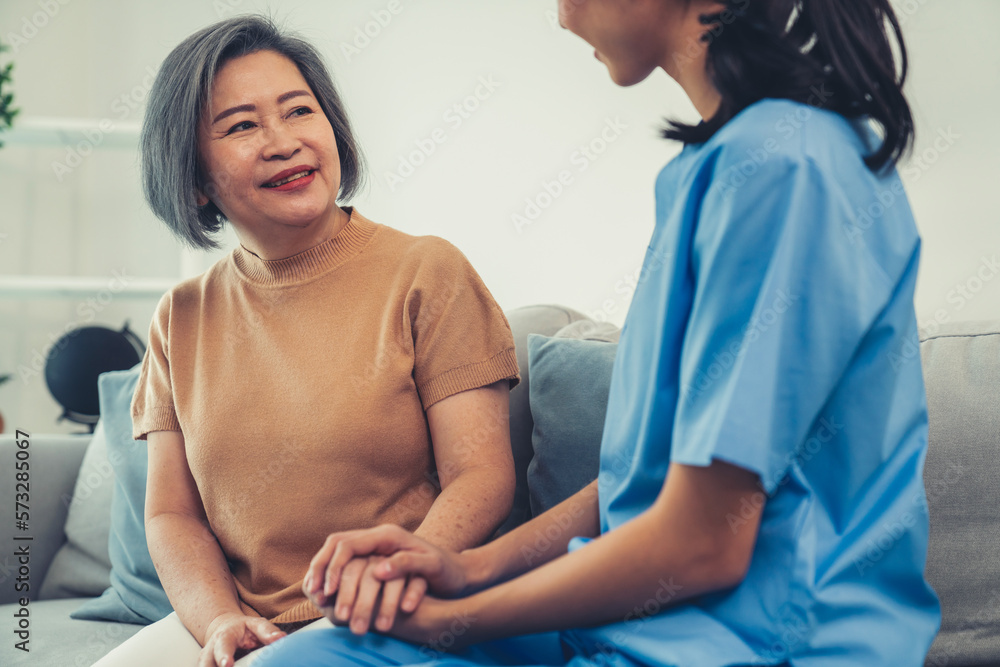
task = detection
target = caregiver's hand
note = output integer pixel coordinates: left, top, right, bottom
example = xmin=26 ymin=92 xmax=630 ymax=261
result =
xmin=304 ymin=525 xmax=470 ymax=632
xmin=198 ymin=611 xmax=285 ymax=667
xmin=320 ymin=554 xmax=427 ymax=634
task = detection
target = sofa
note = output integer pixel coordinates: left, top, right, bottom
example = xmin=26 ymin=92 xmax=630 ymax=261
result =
xmin=1 ymin=305 xmax=998 ymax=667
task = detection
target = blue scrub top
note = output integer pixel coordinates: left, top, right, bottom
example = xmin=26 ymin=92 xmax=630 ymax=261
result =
xmin=252 ymin=98 xmax=942 ymax=667
xmin=566 ymin=99 xmax=941 ymax=666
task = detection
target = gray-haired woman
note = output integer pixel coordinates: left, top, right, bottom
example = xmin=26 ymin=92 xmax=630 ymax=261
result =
xmin=92 ymin=15 xmax=519 ymax=667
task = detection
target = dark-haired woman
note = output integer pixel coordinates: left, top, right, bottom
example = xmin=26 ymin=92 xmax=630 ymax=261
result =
xmin=92 ymin=15 xmax=520 ymax=667
xmin=255 ymin=0 xmax=941 ymax=665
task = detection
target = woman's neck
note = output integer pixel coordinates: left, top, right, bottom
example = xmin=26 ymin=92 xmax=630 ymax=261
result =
xmin=235 ymin=205 xmax=351 ymax=261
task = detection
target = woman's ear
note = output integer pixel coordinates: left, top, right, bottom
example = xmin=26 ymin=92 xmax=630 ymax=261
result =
xmin=195 ymin=189 xmax=210 ymax=207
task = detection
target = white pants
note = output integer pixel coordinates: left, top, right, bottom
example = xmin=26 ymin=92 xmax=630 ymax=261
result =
xmin=90 ymin=613 xmax=333 ymax=667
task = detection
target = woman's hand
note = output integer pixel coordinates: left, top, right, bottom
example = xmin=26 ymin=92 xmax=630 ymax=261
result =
xmin=303 ymin=525 xmax=471 ymax=630
xmin=313 ymin=553 xmax=428 ymax=634
xmin=198 ymin=611 xmax=285 ymax=667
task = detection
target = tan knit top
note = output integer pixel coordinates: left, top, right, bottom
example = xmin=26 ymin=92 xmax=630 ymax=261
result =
xmin=131 ymin=209 xmax=519 ymax=623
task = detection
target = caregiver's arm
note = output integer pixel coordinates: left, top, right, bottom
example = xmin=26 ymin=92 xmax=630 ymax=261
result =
xmin=145 ymin=430 xmax=285 ymax=667
xmin=395 ymin=459 xmax=763 ymax=646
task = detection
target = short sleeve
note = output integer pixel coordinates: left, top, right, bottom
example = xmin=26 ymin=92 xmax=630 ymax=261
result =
xmin=406 ymin=239 xmax=520 ymax=410
xmin=670 ymin=155 xmax=895 ymax=493
xmin=130 ymin=291 xmax=181 ymax=440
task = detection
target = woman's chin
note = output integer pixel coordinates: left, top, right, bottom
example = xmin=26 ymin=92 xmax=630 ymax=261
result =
xmin=606 ymin=63 xmax=654 ymax=88
xmin=266 ymin=202 xmax=339 ymax=229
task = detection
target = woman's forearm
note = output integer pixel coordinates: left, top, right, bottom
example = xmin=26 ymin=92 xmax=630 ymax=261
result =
xmin=460 ymin=479 xmax=601 ymax=593
xmin=146 ymin=512 xmax=245 ymax=644
xmin=413 ymin=465 xmax=513 ymax=551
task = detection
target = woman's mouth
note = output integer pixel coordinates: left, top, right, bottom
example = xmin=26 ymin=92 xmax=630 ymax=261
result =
xmin=263 ymin=169 xmax=317 ymax=191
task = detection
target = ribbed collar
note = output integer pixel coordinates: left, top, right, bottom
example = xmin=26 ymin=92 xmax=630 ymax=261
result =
xmin=230 ymin=208 xmax=377 ymax=287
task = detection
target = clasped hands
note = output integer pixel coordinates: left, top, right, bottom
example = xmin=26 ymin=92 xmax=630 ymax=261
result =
xmin=302 ymin=525 xmax=472 ymax=645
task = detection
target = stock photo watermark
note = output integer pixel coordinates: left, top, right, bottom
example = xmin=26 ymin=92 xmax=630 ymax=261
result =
xmin=417 ymin=611 xmax=477 ymax=659
xmin=50 ymin=66 xmax=158 ymax=182
xmin=846 ymin=126 xmax=960 ymax=245
xmin=683 ymin=288 xmax=800 ymax=402
xmin=853 ymin=458 xmax=965 ymax=576
xmin=727 ymin=415 xmax=845 ymax=534
xmin=15 ymin=268 xmax=135 ymax=384
xmin=338 ymin=0 xmax=406 ymax=64
xmin=4 ymin=0 xmax=73 ymax=53
xmin=671 ymin=0 xmax=750 ymax=74
xmin=888 ymin=254 xmax=1000 ymax=370
xmin=519 ymin=482 xmax=598 ymax=567
xmin=584 ymin=248 xmax=672 ymax=325
xmin=383 ymin=75 xmax=502 ymax=192
xmin=586 ymin=577 xmax=685 ymax=665
xmin=398 ymin=398 xmax=511 ymax=517
xmin=712 ymin=83 xmax=834 ymax=200
xmin=512 ymin=117 xmax=628 ymax=234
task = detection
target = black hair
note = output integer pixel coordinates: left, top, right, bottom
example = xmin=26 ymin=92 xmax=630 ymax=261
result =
xmin=665 ymin=0 xmax=914 ymax=173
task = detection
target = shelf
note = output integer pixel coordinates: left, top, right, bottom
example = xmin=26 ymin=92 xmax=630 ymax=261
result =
xmin=0 ymin=275 xmax=173 ymax=299
xmin=1 ymin=117 xmax=140 ymax=149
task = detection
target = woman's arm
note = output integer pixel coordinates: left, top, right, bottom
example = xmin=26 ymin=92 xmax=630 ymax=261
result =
xmin=312 ymin=380 xmax=514 ymax=634
xmin=310 ymin=380 xmax=519 ymax=633
xmin=145 ymin=430 xmax=285 ymax=667
xmin=395 ymin=459 xmax=764 ymax=646
xmin=413 ymin=379 xmax=516 ymax=549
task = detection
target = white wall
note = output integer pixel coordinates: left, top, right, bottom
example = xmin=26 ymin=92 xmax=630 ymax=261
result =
xmin=0 ymin=0 xmax=996 ymax=433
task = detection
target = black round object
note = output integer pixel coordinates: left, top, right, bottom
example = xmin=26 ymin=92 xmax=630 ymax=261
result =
xmin=44 ymin=322 xmax=146 ymax=427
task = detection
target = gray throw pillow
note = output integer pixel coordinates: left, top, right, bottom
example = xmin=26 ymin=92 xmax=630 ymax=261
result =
xmin=499 ymin=305 xmax=590 ymax=534
xmin=526 ymin=333 xmax=618 ymax=517
xmin=38 ymin=420 xmax=114 ymax=599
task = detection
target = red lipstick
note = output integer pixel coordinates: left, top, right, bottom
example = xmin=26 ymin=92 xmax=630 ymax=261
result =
xmin=262 ymin=166 xmax=317 ymax=191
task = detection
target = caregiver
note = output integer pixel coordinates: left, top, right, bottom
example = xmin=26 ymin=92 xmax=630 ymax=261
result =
xmin=94 ymin=14 xmax=520 ymax=667
xmin=256 ymin=0 xmax=941 ymax=665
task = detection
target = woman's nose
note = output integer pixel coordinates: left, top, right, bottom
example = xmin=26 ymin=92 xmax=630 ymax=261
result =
xmin=261 ymin=122 xmax=302 ymax=160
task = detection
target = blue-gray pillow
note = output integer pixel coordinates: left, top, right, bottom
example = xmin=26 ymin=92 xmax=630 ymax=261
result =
xmin=526 ymin=334 xmax=618 ymax=516
xmin=71 ymin=364 xmax=172 ymax=624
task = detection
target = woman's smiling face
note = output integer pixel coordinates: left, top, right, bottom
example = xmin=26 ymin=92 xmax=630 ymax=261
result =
xmin=197 ymin=49 xmax=343 ymax=238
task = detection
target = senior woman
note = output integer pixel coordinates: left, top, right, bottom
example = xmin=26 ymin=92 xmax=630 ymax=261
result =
xmin=93 ymin=15 xmax=519 ymax=667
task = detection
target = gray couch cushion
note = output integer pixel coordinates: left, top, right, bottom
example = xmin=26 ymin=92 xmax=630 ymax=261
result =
xmin=72 ymin=365 xmax=172 ymax=624
xmin=0 ymin=434 xmax=91 ymax=605
xmin=0 ymin=598 xmax=142 ymax=666
xmin=921 ymin=321 xmax=1000 ymax=666
xmin=499 ymin=305 xmax=589 ymax=534
xmin=39 ymin=420 xmax=113 ymax=600
xmin=526 ymin=334 xmax=617 ymax=516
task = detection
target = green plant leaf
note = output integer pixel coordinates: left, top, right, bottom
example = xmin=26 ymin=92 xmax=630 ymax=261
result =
xmin=0 ymin=40 xmax=16 ymax=140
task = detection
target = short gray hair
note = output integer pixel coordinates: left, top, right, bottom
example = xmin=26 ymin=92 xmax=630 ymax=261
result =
xmin=140 ymin=15 xmax=366 ymax=250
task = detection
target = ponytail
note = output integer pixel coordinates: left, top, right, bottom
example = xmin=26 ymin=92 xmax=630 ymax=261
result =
xmin=664 ymin=0 xmax=914 ymax=173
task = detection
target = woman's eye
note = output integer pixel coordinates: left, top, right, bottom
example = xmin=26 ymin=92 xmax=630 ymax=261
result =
xmin=226 ymin=120 xmax=256 ymax=135
xmin=290 ymin=106 xmax=314 ymax=117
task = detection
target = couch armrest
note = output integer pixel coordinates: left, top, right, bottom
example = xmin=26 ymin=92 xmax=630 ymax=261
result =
xmin=0 ymin=433 xmax=91 ymax=604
